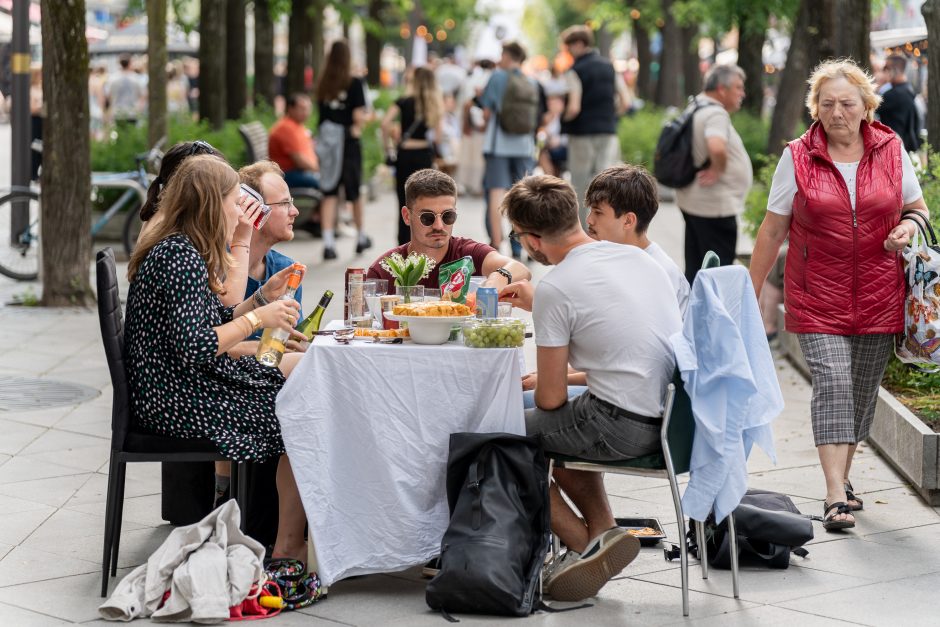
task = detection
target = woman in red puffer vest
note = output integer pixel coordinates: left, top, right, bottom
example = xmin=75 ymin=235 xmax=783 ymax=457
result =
xmin=749 ymin=59 xmax=931 ymax=532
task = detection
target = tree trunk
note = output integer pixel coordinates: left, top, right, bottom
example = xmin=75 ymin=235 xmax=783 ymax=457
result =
xmin=225 ymin=0 xmax=247 ymax=119
xmin=681 ymin=24 xmax=700 ymax=98
xmin=147 ymin=0 xmax=167 ymax=148
xmin=596 ymin=24 xmax=613 ymax=59
xmin=655 ymin=0 xmax=683 ymax=107
xmin=199 ymin=0 xmax=226 ymax=129
xmin=40 ymin=0 xmax=93 ymax=306
xmin=766 ymin=0 xmax=836 ymax=154
xmin=635 ymin=20 xmax=653 ymax=101
xmin=310 ymin=0 xmax=325 ymax=85
xmin=737 ymin=13 xmax=765 ymax=115
xmin=365 ymin=0 xmax=383 ymax=87
xmin=924 ymin=0 xmax=940 ymax=150
xmin=254 ymin=0 xmax=276 ymax=107
xmin=835 ymin=0 xmax=871 ymax=71
xmin=287 ymin=0 xmax=315 ymax=95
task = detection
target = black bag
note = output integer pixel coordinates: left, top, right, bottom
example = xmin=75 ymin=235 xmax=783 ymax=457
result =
xmin=653 ymin=98 xmax=718 ymax=189
xmin=426 ymin=433 xmax=550 ymax=617
xmin=690 ymin=489 xmax=814 ymax=569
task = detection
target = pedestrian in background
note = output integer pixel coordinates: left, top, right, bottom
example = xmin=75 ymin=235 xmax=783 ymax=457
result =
xmin=382 ymin=66 xmax=444 ymax=245
xmin=560 ymin=25 xmax=630 ymax=225
xmin=876 ymin=55 xmax=922 ymax=155
xmin=676 ymin=64 xmax=751 ymax=283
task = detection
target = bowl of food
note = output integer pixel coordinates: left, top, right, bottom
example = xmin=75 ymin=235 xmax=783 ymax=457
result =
xmin=387 ymin=300 xmax=474 ymax=345
xmin=462 ymin=317 xmax=526 ymax=348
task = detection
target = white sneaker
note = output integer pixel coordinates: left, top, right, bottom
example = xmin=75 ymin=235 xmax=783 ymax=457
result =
xmin=546 ymin=528 xmax=640 ymax=602
xmin=542 ymin=549 xmax=580 ymax=590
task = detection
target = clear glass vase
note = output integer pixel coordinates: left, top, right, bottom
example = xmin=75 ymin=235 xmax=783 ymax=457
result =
xmin=395 ymin=284 xmax=425 ymax=304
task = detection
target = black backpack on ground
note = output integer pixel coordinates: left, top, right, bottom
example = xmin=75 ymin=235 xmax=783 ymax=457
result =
xmin=688 ymin=489 xmax=814 ymax=569
xmin=653 ymin=97 xmax=718 ymax=189
xmin=426 ymin=433 xmax=550 ymax=617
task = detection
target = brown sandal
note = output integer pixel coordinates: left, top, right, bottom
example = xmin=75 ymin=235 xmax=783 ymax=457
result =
xmin=823 ymin=501 xmax=855 ymax=531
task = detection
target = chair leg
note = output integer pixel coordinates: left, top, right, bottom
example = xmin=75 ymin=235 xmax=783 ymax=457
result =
xmin=110 ymin=461 xmax=127 ymax=577
xmin=696 ymin=519 xmax=709 ymax=579
xmin=236 ymin=462 xmax=249 ymax=532
xmin=101 ymin=453 xmax=120 ymax=597
xmin=666 ymin=474 xmax=689 ymax=617
xmin=727 ymin=512 xmax=740 ymax=599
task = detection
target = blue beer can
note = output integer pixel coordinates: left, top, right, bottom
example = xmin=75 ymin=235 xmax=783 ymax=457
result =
xmin=477 ymin=287 xmax=498 ymax=318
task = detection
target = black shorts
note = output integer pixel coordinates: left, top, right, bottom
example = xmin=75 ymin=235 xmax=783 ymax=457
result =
xmin=322 ymin=138 xmax=362 ymax=202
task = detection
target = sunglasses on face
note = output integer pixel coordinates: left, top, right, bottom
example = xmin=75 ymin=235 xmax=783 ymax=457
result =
xmin=416 ymin=210 xmax=457 ymax=227
xmin=509 ymin=230 xmax=540 ymax=242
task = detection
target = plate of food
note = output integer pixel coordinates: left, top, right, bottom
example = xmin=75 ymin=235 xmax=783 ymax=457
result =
xmin=615 ymin=517 xmax=667 ymax=546
xmin=385 ymin=301 xmax=475 ymax=344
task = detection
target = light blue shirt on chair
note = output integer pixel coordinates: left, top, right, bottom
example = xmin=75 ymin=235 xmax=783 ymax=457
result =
xmin=670 ymin=265 xmax=782 ymax=523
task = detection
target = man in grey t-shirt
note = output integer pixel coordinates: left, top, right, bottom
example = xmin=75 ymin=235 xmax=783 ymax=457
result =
xmin=106 ymin=55 xmax=145 ymax=124
xmin=675 ymin=64 xmax=752 ymax=284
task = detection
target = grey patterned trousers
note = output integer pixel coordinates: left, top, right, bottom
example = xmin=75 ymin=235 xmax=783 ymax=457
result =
xmin=797 ymin=333 xmax=895 ymax=446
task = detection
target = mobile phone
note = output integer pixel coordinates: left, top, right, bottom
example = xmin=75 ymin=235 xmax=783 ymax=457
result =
xmin=239 ymin=183 xmax=271 ymax=230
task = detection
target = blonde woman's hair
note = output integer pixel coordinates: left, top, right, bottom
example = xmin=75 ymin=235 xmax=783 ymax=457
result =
xmin=410 ymin=66 xmax=443 ymax=129
xmin=805 ymin=58 xmax=882 ymax=123
xmin=128 ymin=155 xmax=239 ymax=294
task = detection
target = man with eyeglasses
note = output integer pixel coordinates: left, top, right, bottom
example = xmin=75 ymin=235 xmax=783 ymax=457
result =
xmin=366 ymin=168 xmax=530 ymax=290
xmin=498 ymin=174 xmax=681 ymax=602
xmin=235 ymin=160 xmax=304 ymax=344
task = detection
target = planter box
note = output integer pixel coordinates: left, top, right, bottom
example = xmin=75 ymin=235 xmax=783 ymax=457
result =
xmin=776 ymin=304 xmax=940 ymax=505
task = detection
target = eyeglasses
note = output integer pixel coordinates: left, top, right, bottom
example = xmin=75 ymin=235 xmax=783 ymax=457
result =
xmin=417 ymin=210 xmax=457 ymax=227
xmin=187 ymin=140 xmax=216 ymax=156
xmin=267 ymin=198 xmax=295 ymax=208
xmin=509 ymin=230 xmax=540 ymax=242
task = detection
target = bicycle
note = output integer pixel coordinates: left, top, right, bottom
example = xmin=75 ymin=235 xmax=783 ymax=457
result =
xmin=0 ymin=142 xmax=163 ymax=281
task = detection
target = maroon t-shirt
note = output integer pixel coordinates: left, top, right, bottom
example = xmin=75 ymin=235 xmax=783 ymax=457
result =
xmin=367 ymin=237 xmax=496 ymax=291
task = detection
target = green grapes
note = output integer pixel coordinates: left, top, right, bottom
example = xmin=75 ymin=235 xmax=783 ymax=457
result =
xmin=463 ymin=319 xmax=526 ymax=348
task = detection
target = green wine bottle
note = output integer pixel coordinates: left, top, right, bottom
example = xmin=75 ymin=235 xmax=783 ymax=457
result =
xmin=297 ymin=289 xmax=334 ymax=339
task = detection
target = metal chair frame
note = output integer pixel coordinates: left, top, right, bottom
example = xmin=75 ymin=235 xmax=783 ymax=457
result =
xmin=548 ymin=383 xmax=740 ymax=616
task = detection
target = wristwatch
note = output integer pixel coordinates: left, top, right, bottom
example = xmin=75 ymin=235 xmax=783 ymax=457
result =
xmin=495 ymin=267 xmax=513 ymax=284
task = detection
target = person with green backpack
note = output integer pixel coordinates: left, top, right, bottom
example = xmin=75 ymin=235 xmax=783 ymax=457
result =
xmin=477 ymin=41 xmax=540 ymax=252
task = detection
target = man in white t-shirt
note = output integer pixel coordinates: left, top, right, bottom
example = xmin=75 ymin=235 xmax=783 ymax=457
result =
xmin=676 ymin=64 xmax=752 ymax=284
xmin=585 ymin=164 xmax=690 ymax=315
xmin=499 ymin=175 xmax=682 ymax=602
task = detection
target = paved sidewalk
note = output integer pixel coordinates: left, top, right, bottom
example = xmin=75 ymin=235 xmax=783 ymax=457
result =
xmin=0 ymin=186 xmax=938 ymax=626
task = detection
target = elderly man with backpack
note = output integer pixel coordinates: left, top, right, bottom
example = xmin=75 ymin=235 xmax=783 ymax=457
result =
xmin=478 ymin=41 xmax=540 ymax=252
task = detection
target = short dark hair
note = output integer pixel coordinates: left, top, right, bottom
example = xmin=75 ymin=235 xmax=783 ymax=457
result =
xmin=119 ymin=54 xmax=132 ymax=70
xmin=286 ymin=93 xmax=310 ymax=109
xmin=502 ymin=41 xmax=527 ymax=63
xmin=885 ymin=55 xmax=907 ymax=74
xmin=404 ymin=169 xmax=457 ymax=208
xmin=561 ymin=25 xmax=594 ymax=48
xmin=501 ymin=175 xmax=579 ymax=238
xmin=585 ymin=165 xmax=659 ymax=233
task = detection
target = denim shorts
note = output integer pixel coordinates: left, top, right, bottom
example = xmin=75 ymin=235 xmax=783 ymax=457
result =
xmin=483 ymin=155 xmax=533 ymax=190
xmin=525 ymin=391 xmax=661 ymax=462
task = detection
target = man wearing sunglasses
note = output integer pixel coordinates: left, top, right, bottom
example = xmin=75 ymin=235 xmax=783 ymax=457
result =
xmin=367 ymin=169 xmax=530 ymax=290
xmin=498 ymin=174 xmax=681 ymax=602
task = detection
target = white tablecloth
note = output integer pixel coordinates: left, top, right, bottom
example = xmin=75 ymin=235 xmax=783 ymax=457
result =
xmin=275 ymin=333 xmax=525 ymax=585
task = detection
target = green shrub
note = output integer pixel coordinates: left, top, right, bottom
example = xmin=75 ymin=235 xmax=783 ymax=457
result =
xmin=617 ymin=107 xmax=667 ymax=170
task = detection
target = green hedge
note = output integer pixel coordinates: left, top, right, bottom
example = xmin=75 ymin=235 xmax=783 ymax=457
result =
xmin=616 ymin=106 xmax=771 ymax=174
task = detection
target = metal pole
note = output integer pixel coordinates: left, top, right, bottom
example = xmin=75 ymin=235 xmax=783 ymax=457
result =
xmin=10 ymin=0 xmax=32 ymax=244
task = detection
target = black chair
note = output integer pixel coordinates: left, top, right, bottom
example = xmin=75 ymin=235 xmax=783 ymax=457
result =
xmin=96 ymin=248 xmax=247 ymax=597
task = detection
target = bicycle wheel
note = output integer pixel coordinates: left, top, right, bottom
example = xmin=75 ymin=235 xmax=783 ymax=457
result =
xmin=0 ymin=189 xmax=40 ymax=281
xmin=122 ymin=205 xmax=143 ymax=257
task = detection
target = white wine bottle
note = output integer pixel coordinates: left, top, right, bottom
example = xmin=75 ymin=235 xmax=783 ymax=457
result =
xmin=256 ymin=264 xmax=305 ymax=367
xmin=297 ymin=290 xmax=334 ymax=340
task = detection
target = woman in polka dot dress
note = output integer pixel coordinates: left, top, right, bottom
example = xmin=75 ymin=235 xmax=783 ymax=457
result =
xmin=125 ymin=154 xmax=308 ymax=561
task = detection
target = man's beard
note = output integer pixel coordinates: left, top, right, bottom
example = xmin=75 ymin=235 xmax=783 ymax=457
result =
xmin=528 ymin=249 xmax=550 ymax=265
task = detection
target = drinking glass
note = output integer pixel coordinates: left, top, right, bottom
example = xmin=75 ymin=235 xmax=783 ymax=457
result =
xmin=370 ymin=279 xmax=389 ymax=296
